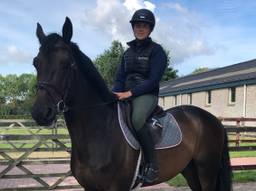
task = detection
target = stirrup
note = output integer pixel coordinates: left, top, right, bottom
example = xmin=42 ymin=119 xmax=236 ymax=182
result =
xmin=139 ymin=164 xmax=159 ymax=183
xmin=144 ymin=166 xmax=159 ymax=183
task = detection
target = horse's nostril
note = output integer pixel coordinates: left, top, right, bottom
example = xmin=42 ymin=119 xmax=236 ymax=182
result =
xmin=32 ymin=103 xmax=56 ymax=126
xmin=45 ymin=107 xmax=54 ymax=119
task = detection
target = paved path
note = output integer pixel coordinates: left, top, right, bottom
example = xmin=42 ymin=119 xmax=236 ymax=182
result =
xmin=231 ymin=157 xmax=256 ymax=166
xmin=56 ymin=182 xmax=256 ymax=191
xmin=139 ymin=182 xmax=256 ymax=191
xmin=34 ymin=182 xmax=256 ymax=191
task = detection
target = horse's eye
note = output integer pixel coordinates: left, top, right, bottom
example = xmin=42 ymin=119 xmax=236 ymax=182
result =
xmin=33 ymin=57 xmax=39 ymax=68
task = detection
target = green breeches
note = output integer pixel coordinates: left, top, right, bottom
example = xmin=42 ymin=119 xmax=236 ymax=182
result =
xmin=131 ymin=94 xmax=158 ymax=131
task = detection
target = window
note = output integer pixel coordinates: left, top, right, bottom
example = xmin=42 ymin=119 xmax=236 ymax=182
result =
xmin=229 ymin=87 xmax=236 ymax=104
xmin=206 ymin=90 xmax=211 ymax=105
xmin=188 ymin=93 xmax=192 ymax=104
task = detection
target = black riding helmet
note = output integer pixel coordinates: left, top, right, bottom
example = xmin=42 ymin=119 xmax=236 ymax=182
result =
xmin=130 ymin=9 xmax=155 ymax=31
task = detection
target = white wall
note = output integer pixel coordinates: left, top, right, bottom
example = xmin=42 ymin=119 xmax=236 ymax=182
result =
xmin=159 ymin=84 xmax=256 ymax=120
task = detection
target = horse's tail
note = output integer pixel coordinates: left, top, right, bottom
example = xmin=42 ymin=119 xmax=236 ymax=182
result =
xmin=216 ymin=128 xmax=233 ymax=191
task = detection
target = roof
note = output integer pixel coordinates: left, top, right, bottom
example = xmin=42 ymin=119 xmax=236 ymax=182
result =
xmin=159 ymin=59 xmax=256 ymax=97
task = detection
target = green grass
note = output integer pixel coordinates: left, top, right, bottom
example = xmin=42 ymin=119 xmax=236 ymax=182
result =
xmin=167 ymin=174 xmax=187 ymax=187
xmin=230 ymin=151 xmax=256 ymax=158
xmin=0 ymin=127 xmax=70 ymax=149
xmin=168 ymin=170 xmax=256 ymax=187
xmin=0 ymin=128 xmax=68 ymax=135
xmin=232 ymin=170 xmax=256 ymax=182
xmin=0 ymin=140 xmax=71 ymax=149
xmin=229 ymin=143 xmax=256 ymax=147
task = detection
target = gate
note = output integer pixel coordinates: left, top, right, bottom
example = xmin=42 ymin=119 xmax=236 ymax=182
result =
xmin=0 ymin=119 xmax=81 ymax=190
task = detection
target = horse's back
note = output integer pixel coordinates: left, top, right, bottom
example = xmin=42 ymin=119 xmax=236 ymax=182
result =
xmin=165 ymin=104 xmax=225 ymax=152
xmin=166 ymin=105 xmax=217 ymax=118
xmin=165 ymin=105 xmax=223 ymax=130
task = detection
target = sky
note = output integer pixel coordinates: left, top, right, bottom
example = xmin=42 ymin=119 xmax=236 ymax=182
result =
xmin=0 ymin=0 xmax=256 ymax=76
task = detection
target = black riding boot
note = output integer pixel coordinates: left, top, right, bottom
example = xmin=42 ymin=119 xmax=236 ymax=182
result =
xmin=137 ymin=125 xmax=159 ymax=183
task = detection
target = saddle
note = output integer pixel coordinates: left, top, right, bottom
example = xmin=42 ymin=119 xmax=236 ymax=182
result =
xmin=119 ymin=101 xmax=165 ymax=145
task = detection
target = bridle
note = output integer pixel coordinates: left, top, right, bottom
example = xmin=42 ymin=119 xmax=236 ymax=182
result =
xmin=36 ymin=61 xmax=76 ymax=113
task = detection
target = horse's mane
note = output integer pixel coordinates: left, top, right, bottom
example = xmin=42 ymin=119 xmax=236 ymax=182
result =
xmin=69 ymin=41 xmax=116 ymax=103
xmin=40 ymin=33 xmax=116 ymax=103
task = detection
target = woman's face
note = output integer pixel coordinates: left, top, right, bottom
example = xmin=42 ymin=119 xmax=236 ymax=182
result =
xmin=133 ymin=22 xmax=151 ymax=40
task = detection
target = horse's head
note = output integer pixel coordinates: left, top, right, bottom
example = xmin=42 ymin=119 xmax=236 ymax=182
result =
xmin=31 ymin=17 xmax=75 ymax=126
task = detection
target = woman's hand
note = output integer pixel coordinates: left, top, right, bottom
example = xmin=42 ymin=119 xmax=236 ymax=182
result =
xmin=113 ymin=91 xmax=132 ymax=100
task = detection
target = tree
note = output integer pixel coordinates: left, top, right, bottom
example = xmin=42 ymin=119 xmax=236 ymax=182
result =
xmin=0 ymin=74 xmax=36 ymax=116
xmin=0 ymin=75 xmax=6 ymax=104
xmin=161 ymin=49 xmax=178 ymax=81
xmin=192 ymin=67 xmax=209 ymax=74
xmin=17 ymin=74 xmax=37 ymax=114
xmin=94 ymin=41 xmax=124 ymax=88
xmin=4 ymin=75 xmax=20 ymax=104
xmin=161 ymin=67 xmax=178 ymax=81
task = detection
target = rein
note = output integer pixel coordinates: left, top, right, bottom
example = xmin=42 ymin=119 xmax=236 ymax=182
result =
xmin=68 ymin=99 xmax=117 ymax=111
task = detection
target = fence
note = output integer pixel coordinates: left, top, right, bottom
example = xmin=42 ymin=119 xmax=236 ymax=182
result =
xmin=219 ymin=117 xmax=256 ymax=147
xmin=219 ymin=117 xmax=256 ymax=170
xmin=0 ymin=119 xmax=80 ymax=190
xmin=0 ymin=118 xmax=256 ymax=190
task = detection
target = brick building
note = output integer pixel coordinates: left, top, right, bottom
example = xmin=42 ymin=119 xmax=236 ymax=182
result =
xmin=159 ymin=59 xmax=256 ymax=119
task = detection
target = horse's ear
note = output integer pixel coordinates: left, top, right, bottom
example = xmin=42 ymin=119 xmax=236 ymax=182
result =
xmin=62 ymin=17 xmax=73 ymax=42
xmin=36 ymin=23 xmax=46 ymax=45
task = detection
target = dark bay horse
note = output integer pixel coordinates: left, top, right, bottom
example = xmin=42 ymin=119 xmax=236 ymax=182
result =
xmin=31 ymin=17 xmax=232 ymax=191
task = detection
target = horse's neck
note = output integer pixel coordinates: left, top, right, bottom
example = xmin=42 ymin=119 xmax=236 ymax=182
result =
xmin=64 ymin=72 xmax=117 ymax=152
xmin=68 ymin=69 xmax=108 ymax=108
xmin=63 ymin=71 xmax=130 ymax=175
xmin=65 ymin=100 xmax=118 ymax=169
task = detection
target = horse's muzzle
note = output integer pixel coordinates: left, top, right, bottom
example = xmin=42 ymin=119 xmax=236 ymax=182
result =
xmin=31 ymin=104 xmax=57 ymax=126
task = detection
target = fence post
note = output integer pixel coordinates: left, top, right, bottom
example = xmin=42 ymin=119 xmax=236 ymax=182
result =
xmin=235 ymin=119 xmax=241 ymax=147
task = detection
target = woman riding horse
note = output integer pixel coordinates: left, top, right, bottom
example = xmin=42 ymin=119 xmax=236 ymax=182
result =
xmin=113 ymin=9 xmax=167 ymax=183
xmin=31 ymin=15 xmax=232 ymax=191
